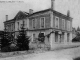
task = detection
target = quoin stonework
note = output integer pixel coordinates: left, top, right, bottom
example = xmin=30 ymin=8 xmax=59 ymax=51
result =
xmin=4 ymin=0 xmax=73 ymax=49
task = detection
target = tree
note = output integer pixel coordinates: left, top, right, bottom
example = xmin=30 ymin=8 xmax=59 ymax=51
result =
xmin=1 ymin=31 xmax=12 ymax=52
xmin=16 ymin=25 xmax=30 ymax=51
xmin=1 ymin=31 xmax=10 ymax=48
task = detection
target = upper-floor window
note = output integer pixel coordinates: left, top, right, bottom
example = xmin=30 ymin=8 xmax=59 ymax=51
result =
xmin=62 ymin=19 xmax=65 ymax=30
xmin=67 ymin=21 xmax=70 ymax=31
xmin=6 ymin=25 xmax=7 ymax=31
xmin=23 ymin=20 xmax=25 ymax=26
xmin=55 ymin=17 xmax=59 ymax=29
xmin=21 ymin=20 xmax=25 ymax=28
xmin=17 ymin=22 xmax=19 ymax=30
xmin=40 ymin=17 xmax=45 ymax=28
xmin=7 ymin=25 xmax=9 ymax=32
xmin=32 ymin=19 xmax=35 ymax=28
xmin=12 ymin=24 xmax=13 ymax=31
xmin=8 ymin=25 xmax=11 ymax=32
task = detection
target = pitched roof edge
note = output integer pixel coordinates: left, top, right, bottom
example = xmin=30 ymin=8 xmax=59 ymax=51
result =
xmin=29 ymin=8 xmax=72 ymax=19
xmin=4 ymin=8 xmax=73 ymax=23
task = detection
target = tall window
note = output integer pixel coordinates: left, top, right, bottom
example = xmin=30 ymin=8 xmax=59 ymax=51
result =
xmin=32 ymin=19 xmax=35 ymax=28
xmin=67 ymin=21 xmax=70 ymax=31
xmin=40 ymin=17 xmax=45 ymax=28
xmin=9 ymin=25 xmax=11 ymax=32
xmin=55 ymin=32 xmax=58 ymax=42
xmin=33 ymin=34 xmax=35 ymax=42
xmin=17 ymin=22 xmax=19 ymax=30
xmin=12 ymin=24 xmax=13 ymax=31
xmin=62 ymin=19 xmax=65 ymax=30
xmin=8 ymin=25 xmax=10 ymax=32
xmin=22 ymin=20 xmax=25 ymax=28
xmin=55 ymin=17 xmax=59 ymax=28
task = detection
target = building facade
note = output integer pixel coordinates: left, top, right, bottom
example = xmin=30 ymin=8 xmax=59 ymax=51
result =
xmin=14 ymin=11 xmax=29 ymax=39
xmin=4 ymin=0 xmax=73 ymax=49
xmin=28 ymin=8 xmax=72 ymax=48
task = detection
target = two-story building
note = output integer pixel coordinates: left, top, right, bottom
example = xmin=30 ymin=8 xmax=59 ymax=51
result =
xmin=4 ymin=0 xmax=73 ymax=49
xmin=28 ymin=9 xmax=72 ymax=48
xmin=27 ymin=0 xmax=72 ymax=48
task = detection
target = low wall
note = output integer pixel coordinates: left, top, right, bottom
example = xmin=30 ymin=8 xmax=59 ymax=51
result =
xmin=29 ymin=42 xmax=80 ymax=50
xmin=51 ymin=42 xmax=80 ymax=50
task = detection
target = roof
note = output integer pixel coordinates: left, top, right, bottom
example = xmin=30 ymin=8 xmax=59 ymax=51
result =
xmin=14 ymin=11 xmax=29 ymax=20
xmin=28 ymin=8 xmax=51 ymax=16
xmin=4 ymin=19 xmax=15 ymax=23
xmin=4 ymin=11 xmax=29 ymax=23
xmin=29 ymin=8 xmax=72 ymax=19
xmin=4 ymin=8 xmax=72 ymax=23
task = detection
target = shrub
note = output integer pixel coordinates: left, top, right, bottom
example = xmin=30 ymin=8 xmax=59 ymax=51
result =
xmin=72 ymin=36 xmax=80 ymax=42
xmin=9 ymin=43 xmax=19 ymax=52
xmin=1 ymin=45 xmax=11 ymax=52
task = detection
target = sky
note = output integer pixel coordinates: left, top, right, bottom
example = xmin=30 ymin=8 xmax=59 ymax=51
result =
xmin=0 ymin=0 xmax=80 ymax=30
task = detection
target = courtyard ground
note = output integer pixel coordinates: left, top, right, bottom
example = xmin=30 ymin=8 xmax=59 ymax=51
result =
xmin=0 ymin=46 xmax=80 ymax=60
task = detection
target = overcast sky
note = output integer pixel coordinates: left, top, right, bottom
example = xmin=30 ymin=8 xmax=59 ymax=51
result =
xmin=0 ymin=0 xmax=80 ymax=30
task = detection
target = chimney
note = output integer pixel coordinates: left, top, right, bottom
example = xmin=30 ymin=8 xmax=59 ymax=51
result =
xmin=6 ymin=15 xmax=8 ymax=21
xmin=29 ymin=9 xmax=33 ymax=14
xmin=51 ymin=0 xmax=55 ymax=10
xmin=67 ymin=10 xmax=70 ymax=17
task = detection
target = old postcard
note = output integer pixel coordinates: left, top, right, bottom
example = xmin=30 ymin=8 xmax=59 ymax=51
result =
xmin=0 ymin=0 xmax=79 ymax=60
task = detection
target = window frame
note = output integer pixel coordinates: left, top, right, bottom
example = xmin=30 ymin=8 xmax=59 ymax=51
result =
xmin=12 ymin=24 xmax=13 ymax=31
xmin=33 ymin=33 xmax=36 ymax=42
xmin=40 ymin=17 xmax=45 ymax=28
xmin=67 ymin=21 xmax=70 ymax=31
xmin=55 ymin=17 xmax=59 ymax=29
xmin=32 ymin=19 xmax=35 ymax=29
xmin=62 ymin=19 xmax=65 ymax=30
xmin=17 ymin=22 xmax=19 ymax=30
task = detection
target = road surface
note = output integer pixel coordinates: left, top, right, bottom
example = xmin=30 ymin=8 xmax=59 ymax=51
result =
xmin=1 ymin=47 xmax=80 ymax=60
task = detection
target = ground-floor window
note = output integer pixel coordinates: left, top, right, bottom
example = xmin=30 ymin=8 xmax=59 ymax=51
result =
xmin=67 ymin=33 xmax=70 ymax=42
xmin=32 ymin=33 xmax=35 ymax=42
xmin=38 ymin=32 xmax=45 ymax=43
xmin=55 ymin=32 xmax=58 ymax=42
xmin=59 ymin=35 xmax=62 ymax=43
xmin=62 ymin=32 xmax=64 ymax=42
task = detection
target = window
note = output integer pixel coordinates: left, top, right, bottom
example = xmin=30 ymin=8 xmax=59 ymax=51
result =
xmin=40 ymin=17 xmax=45 ymax=28
xmin=67 ymin=33 xmax=70 ymax=42
xmin=33 ymin=34 xmax=35 ymax=41
xmin=5 ymin=25 xmax=8 ymax=31
xmin=67 ymin=21 xmax=70 ymax=31
xmin=23 ymin=20 xmax=25 ymax=26
xmin=32 ymin=19 xmax=35 ymax=28
xmin=55 ymin=32 xmax=58 ymax=42
xmin=17 ymin=22 xmax=19 ymax=30
xmin=32 ymin=33 xmax=36 ymax=42
xmin=8 ymin=25 xmax=11 ymax=32
xmin=21 ymin=20 xmax=25 ymax=28
xmin=12 ymin=24 xmax=13 ymax=31
xmin=38 ymin=32 xmax=45 ymax=43
xmin=62 ymin=19 xmax=65 ymax=30
xmin=55 ymin=17 xmax=59 ymax=28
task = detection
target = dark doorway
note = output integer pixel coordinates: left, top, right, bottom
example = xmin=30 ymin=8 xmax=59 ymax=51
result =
xmin=55 ymin=31 xmax=58 ymax=42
